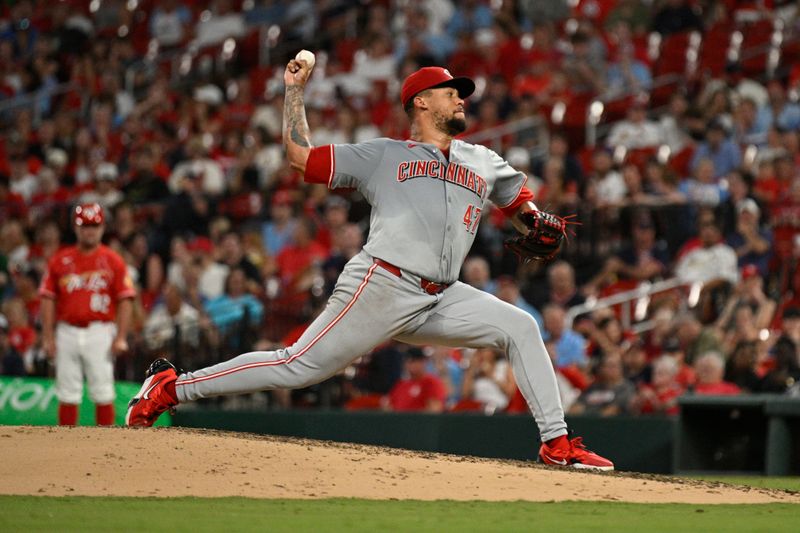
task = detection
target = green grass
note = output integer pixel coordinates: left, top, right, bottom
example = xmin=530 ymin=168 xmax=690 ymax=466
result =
xmin=690 ymin=476 xmax=800 ymax=492
xmin=0 ymin=497 xmax=798 ymax=533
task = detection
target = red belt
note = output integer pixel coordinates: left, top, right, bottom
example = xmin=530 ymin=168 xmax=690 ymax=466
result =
xmin=373 ymin=258 xmax=450 ymax=295
xmin=63 ymin=320 xmax=109 ymax=328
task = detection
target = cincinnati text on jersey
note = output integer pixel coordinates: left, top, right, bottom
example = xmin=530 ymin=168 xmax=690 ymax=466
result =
xmin=396 ymin=160 xmax=487 ymax=200
xmin=58 ymin=271 xmax=111 ymax=293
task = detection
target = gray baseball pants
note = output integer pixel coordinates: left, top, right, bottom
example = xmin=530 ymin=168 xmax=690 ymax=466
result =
xmin=176 ymin=251 xmax=567 ymax=441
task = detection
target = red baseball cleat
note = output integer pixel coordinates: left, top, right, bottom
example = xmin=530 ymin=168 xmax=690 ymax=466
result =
xmin=126 ymin=359 xmax=179 ymax=427
xmin=539 ymin=435 xmax=614 ymax=471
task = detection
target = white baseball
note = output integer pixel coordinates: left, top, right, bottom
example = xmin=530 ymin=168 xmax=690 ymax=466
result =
xmin=295 ymin=49 xmax=316 ymax=70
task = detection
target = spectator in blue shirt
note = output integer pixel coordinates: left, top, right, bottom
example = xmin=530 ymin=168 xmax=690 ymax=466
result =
xmin=205 ymin=267 xmax=264 ymax=332
xmin=446 ymin=0 xmax=494 ymax=37
xmin=0 ymin=2 xmax=39 ymax=61
xmin=261 ymin=190 xmax=297 ymax=257
xmin=542 ymin=304 xmax=588 ymax=369
xmin=426 ymin=346 xmax=465 ymax=405
xmin=755 ymin=80 xmax=800 ymax=134
xmin=680 ymin=157 xmax=730 ymax=206
xmin=604 ymin=22 xmax=652 ymax=99
xmin=690 ymin=120 xmax=742 ymax=179
xmin=149 ymin=0 xmax=193 ymax=49
xmin=496 ymin=275 xmax=544 ymax=330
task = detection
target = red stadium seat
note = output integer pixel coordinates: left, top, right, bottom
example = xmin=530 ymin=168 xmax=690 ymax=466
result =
xmin=599 ymin=279 xmax=641 ymax=323
xmin=667 ymin=145 xmax=695 ymax=178
xmin=603 ymin=95 xmax=634 ymax=124
xmin=653 ymin=31 xmax=694 ymax=78
xmin=450 ymin=399 xmax=485 ymax=413
xmin=344 ymin=394 xmax=384 ymax=411
xmin=238 ymin=28 xmax=262 ymax=70
xmin=625 ymin=147 xmax=658 ymax=171
xmin=649 ymin=79 xmax=681 ymax=108
xmin=698 ymin=22 xmax=734 ymax=78
xmin=505 ymin=389 xmax=528 ymax=414
xmin=739 ymin=19 xmax=775 ymax=76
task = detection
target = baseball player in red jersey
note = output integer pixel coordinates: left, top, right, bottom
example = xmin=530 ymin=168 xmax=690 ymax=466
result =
xmin=127 ymin=57 xmax=613 ymax=470
xmin=40 ymin=203 xmax=135 ymax=425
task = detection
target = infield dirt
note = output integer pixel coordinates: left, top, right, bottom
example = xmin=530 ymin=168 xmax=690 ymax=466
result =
xmin=1 ymin=426 xmax=798 ymax=504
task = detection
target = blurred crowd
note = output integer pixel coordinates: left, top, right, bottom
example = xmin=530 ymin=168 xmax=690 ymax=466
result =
xmin=2 ymin=0 xmax=800 ymax=415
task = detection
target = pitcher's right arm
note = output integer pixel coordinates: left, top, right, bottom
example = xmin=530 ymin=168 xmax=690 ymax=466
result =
xmin=283 ymin=57 xmax=314 ymax=173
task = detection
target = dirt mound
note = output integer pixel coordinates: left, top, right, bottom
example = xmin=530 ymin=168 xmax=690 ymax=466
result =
xmin=1 ymin=426 xmax=797 ymax=504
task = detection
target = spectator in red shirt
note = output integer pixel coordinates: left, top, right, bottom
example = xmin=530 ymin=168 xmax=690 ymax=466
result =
xmin=315 ymin=195 xmax=350 ymax=254
xmin=661 ymin=335 xmax=697 ymax=387
xmin=3 ymin=297 xmax=35 ymax=358
xmin=630 ymin=356 xmax=684 ymax=416
xmin=385 ymin=348 xmax=446 ymax=413
xmin=770 ymin=178 xmax=800 ymax=261
xmin=276 ymin=216 xmax=327 ymax=289
xmin=692 ymin=351 xmax=742 ymax=395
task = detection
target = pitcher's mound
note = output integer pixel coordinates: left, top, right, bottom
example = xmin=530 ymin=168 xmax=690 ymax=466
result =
xmin=1 ymin=426 xmax=797 ymax=504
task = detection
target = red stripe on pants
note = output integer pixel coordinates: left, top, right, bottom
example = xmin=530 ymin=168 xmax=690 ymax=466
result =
xmin=176 ymin=263 xmax=378 ymax=387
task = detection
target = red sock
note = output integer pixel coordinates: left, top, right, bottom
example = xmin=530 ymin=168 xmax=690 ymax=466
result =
xmin=58 ymin=403 xmax=79 ymax=425
xmin=546 ymin=434 xmax=569 ymax=448
xmin=164 ymin=381 xmax=178 ymax=404
xmin=95 ymin=403 xmax=115 ymax=425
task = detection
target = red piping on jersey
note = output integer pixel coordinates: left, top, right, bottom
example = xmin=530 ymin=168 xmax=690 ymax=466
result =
xmin=498 ymin=186 xmax=534 ymax=217
xmin=328 ymin=144 xmax=335 ymax=188
xmin=176 ymin=263 xmax=379 ymax=387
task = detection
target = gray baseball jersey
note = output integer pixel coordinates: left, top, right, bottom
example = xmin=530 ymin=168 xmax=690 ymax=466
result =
xmin=175 ymin=137 xmax=567 ymax=442
xmin=327 ymin=138 xmax=526 ymax=283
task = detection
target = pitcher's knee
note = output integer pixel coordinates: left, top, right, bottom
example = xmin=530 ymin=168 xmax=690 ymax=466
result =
xmin=282 ymin=367 xmax=329 ymax=390
xmin=508 ymin=309 xmax=541 ymax=338
xmin=491 ymin=309 xmax=542 ymax=350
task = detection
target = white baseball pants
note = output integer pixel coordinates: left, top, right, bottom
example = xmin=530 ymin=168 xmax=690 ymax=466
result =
xmin=55 ymin=322 xmax=116 ymax=404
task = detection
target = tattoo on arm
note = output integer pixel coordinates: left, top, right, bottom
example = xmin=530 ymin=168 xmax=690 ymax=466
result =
xmin=284 ymin=85 xmax=311 ymax=148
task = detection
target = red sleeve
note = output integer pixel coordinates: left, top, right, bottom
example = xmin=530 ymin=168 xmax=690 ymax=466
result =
xmin=498 ymin=186 xmax=535 ymax=217
xmin=303 ymin=145 xmax=334 ymax=186
xmin=111 ymin=253 xmax=136 ymax=300
xmin=38 ymin=255 xmax=59 ymax=299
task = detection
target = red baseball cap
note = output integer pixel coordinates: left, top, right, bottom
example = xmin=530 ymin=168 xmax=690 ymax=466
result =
xmin=187 ymin=236 xmax=213 ymax=254
xmin=741 ymin=264 xmax=759 ymax=280
xmin=271 ymin=190 xmax=293 ymax=206
xmin=74 ymin=203 xmax=104 ymax=226
xmin=400 ymin=67 xmax=475 ymax=107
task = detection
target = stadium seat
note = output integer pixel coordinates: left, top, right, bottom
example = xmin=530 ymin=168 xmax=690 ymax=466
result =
xmin=738 ymin=19 xmax=776 ymax=76
xmin=653 ymin=31 xmax=695 ymax=78
xmin=450 ymin=399 xmax=485 ymax=413
xmin=344 ymin=394 xmax=384 ymax=411
xmin=698 ymin=22 xmax=735 ymax=78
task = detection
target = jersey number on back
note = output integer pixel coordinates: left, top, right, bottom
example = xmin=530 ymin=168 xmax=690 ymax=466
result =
xmin=463 ymin=204 xmax=482 ymax=234
xmin=90 ymin=294 xmax=111 ymax=313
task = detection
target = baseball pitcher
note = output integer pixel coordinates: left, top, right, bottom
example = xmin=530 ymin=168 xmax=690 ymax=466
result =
xmin=127 ymin=56 xmax=612 ymax=470
xmin=40 ymin=203 xmax=135 ymax=425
